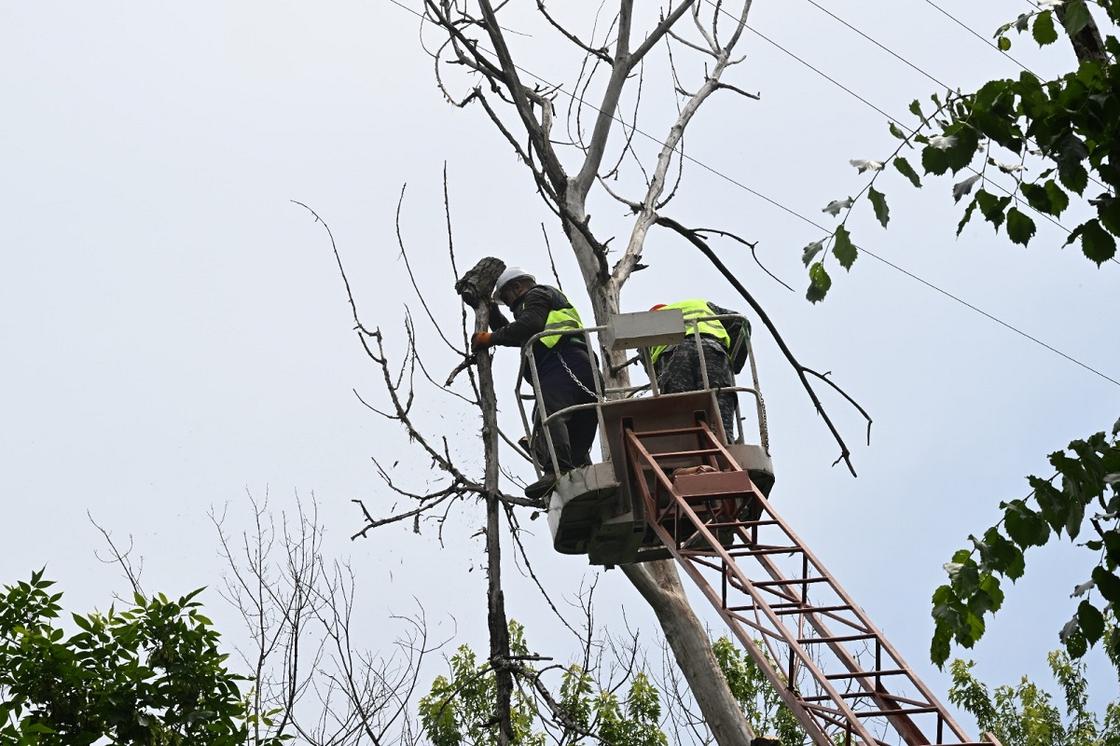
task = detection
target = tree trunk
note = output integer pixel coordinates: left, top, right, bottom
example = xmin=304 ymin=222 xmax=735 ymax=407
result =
xmin=624 ymin=561 xmax=757 ymax=745
xmin=459 ymin=258 xmax=515 ymax=745
xmin=1056 ymin=3 xmax=1108 ymax=64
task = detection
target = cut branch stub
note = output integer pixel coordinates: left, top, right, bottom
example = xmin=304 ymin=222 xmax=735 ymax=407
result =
xmin=455 ymin=256 xmax=507 ymax=310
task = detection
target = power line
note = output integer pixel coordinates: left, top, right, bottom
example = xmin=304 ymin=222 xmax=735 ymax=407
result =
xmin=699 ymin=0 xmax=1074 ymax=237
xmin=800 ymin=0 xmax=954 ymax=90
xmin=921 ymin=0 xmax=1037 ymax=76
xmin=785 ymin=0 xmax=1118 ymax=262
xmin=383 ymin=0 xmax=1120 ymax=389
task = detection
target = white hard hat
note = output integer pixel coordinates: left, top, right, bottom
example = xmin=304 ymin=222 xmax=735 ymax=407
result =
xmin=495 ymin=266 xmax=535 ymax=293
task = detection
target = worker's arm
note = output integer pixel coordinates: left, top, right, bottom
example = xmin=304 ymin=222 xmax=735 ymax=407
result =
xmin=488 ymin=302 xmax=510 ymax=331
xmin=710 ymin=302 xmax=749 ymax=330
xmin=708 ymin=302 xmax=740 ymax=318
xmin=489 ymin=288 xmax=550 ymax=347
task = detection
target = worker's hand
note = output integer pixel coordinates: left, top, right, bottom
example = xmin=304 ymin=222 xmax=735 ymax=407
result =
xmin=471 ymin=331 xmax=493 ymax=352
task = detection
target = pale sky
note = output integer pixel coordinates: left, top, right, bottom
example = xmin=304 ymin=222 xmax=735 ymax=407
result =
xmin=2 ymin=0 xmax=1118 ymax=739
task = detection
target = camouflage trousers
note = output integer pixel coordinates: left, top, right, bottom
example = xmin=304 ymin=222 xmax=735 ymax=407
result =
xmin=655 ymin=337 xmax=738 ymax=439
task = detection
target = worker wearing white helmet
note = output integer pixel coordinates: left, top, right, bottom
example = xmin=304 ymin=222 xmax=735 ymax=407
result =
xmin=471 ymin=266 xmax=597 ymax=501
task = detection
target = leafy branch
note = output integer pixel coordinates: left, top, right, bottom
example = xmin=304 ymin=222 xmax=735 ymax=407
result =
xmin=930 ymin=419 xmax=1120 ymax=666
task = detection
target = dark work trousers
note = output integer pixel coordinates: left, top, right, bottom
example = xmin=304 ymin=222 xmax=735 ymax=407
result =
xmin=655 ymin=337 xmax=738 ymax=439
xmin=530 ymin=344 xmax=599 ymax=473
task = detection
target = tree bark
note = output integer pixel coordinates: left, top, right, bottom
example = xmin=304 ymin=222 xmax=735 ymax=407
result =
xmin=1056 ymin=3 xmax=1108 ymax=64
xmin=458 ymin=258 xmax=515 ymax=745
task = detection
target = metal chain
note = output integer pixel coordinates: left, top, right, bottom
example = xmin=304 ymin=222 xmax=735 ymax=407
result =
xmin=556 ymin=348 xmax=599 ymax=400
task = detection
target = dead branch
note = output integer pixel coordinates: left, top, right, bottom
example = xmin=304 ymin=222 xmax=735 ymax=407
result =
xmin=454 ymin=255 xmax=516 ymax=745
xmin=88 ymin=512 xmax=144 ymax=598
xmin=655 ymin=215 xmax=868 ymax=475
xmin=694 ymin=226 xmax=794 ymax=293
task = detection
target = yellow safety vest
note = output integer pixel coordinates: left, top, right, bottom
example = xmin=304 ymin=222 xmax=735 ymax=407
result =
xmin=541 ymin=305 xmax=583 ymax=348
xmin=649 ymin=300 xmax=731 ymax=364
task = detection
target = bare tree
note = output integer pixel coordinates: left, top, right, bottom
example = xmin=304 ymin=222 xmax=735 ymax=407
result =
xmin=212 ymin=492 xmax=436 ymax=744
xmin=300 ymin=5 xmax=874 ymax=734
xmin=403 ymin=3 xmax=876 ymax=743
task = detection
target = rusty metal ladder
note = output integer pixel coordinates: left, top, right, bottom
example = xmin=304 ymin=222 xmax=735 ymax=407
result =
xmin=623 ymin=420 xmax=994 ymax=746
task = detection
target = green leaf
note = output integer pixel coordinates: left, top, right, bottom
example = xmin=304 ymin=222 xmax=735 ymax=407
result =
xmin=1078 ymin=219 xmax=1117 ymax=264
xmin=893 ymin=156 xmax=922 ymax=187
xmin=1062 ymin=1 xmax=1093 ymax=37
xmin=1096 ymin=195 xmax=1120 ymax=235
xmin=1044 ymin=180 xmax=1069 ymax=216
xmin=832 ymin=225 xmax=857 ymax=270
xmin=909 ymin=99 xmax=923 ymax=117
xmin=888 ymin=121 xmax=907 ymax=140
xmin=998 ymin=35 xmax=1012 ymax=51
xmin=1092 ymin=566 xmax=1120 ymax=604
xmin=1058 ymin=136 xmax=1089 ymax=194
xmin=1004 ymin=500 xmax=1049 ymax=548
xmin=1020 ymin=180 xmax=1068 ymax=216
xmin=806 ymin=261 xmax=832 ymax=303
xmin=1032 ymin=11 xmax=1058 ymax=45
xmin=975 ymin=190 xmax=1012 ymax=230
xmin=978 ymin=527 xmax=1025 ymax=580
xmin=957 ymin=196 xmax=979 ymax=236
xmin=1077 ymin=600 xmax=1105 ymax=645
xmin=868 ymin=187 xmax=889 ymax=228
xmin=922 ymin=145 xmax=951 ymax=176
xmin=1006 ymin=208 xmax=1036 ymax=246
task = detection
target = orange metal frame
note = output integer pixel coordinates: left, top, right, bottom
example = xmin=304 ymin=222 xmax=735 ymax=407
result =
xmin=623 ymin=419 xmax=990 ymax=746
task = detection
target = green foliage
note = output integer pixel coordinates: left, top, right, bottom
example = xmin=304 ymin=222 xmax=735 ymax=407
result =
xmin=419 ymin=626 xmax=812 ymax=745
xmin=948 ymin=648 xmax=1120 ymax=746
xmin=711 ymin=637 xmax=802 ymax=745
xmin=0 ymin=571 xmax=276 ymax=746
xmin=930 ymin=423 xmax=1120 ymax=666
xmin=810 ymin=2 xmax=1120 ymax=299
xmin=418 ymin=621 xmax=663 ymax=746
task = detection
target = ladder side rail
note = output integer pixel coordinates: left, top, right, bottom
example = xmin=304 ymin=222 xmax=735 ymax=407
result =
xmin=747 ymin=549 xmax=934 ymax=746
xmin=625 ymin=430 xmax=884 ymax=746
xmin=746 ymin=491 xmax=973 ymax=744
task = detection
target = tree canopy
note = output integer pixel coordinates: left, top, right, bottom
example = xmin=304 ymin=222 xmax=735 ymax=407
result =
xmin=0 ymin=570 xmax=274 ymax=746
xmin=807 ymin=0 xmax=1119 ymax=302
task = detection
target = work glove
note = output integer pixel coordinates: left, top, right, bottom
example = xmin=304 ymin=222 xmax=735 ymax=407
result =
xmin=471 ymin=331 xmax=493 ymax=352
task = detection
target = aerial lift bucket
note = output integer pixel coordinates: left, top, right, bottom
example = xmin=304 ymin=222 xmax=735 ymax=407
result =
xmin=517 ymin=309 xmax=773 ymax=566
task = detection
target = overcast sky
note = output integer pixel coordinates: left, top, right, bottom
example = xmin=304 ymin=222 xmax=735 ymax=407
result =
xmin=2 ymin=0 xmax=1118 ymax=739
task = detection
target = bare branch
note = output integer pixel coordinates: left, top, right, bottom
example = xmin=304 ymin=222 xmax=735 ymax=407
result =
xmin=88 ymin=512 xmax=144 ymax=597
xmin=655 ymin=215 xmax=866 ymax=475
xmin=536 ymin=1 xmax=611 ymax=62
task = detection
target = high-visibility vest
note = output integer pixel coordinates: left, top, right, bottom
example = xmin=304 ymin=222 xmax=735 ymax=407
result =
xmin=541 ymin=304 xmax=583 ymax=348
xmin=649 ymin=299 xmax=731 ymax=364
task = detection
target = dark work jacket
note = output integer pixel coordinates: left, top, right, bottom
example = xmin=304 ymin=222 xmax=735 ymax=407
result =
xmin=489 ymin=284 xmax=590 ymax=385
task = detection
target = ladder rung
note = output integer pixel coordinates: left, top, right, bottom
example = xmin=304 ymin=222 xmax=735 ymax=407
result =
xmin=854 ymin=706 xmax=939 ymax=717
xmin=803 ymin=692 xmax=932 ymax=704
xmin=825 ymin=669 xmax=906 ymax=680
xmin=632 ymin=426 xmax=707 ymax=437
xmin=724 ymin=546 xmax=803 ymax=558
xmin=653 ymin=448 xmax=722 ymax=458
xmin=728 ymin=603 xmax=853 ymax=616
xmin=704 ymin=519 xmax=777 ymax=528
xmin=797 ymin=633 xmax=877 ymax=644
xmin=752 ymin=577 xmax=829 ymax=588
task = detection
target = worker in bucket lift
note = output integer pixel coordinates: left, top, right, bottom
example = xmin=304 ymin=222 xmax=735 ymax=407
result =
xmin=649 ymin=300 xmax=751 ymax=441
xmin=471 ymin=267 xmax=598 ymax=501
